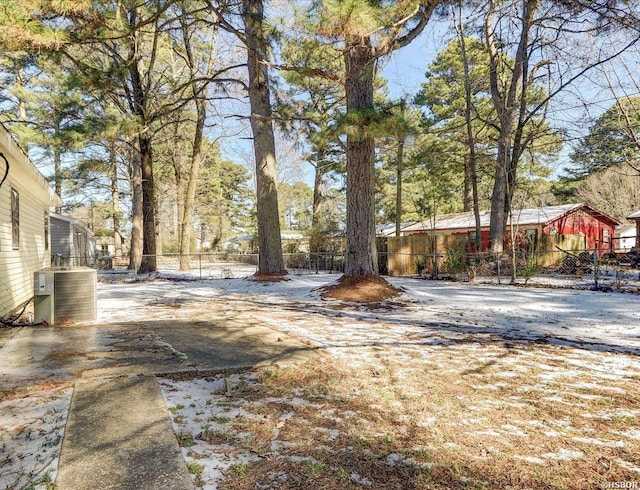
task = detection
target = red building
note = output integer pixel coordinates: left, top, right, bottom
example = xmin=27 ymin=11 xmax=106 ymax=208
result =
xmin=401 ymin=203 xmax=621 ymax=254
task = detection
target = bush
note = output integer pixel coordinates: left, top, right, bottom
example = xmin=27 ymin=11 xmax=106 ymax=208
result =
xmin=415 ymin=255 xmax=428 ymax=275
xmin=444 ymin=238 xmax=467 ymax=275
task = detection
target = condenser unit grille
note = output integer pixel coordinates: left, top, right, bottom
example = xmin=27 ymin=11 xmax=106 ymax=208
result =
xmin=34 ymin=267 xmax=97 ymax=325
xmin=53 ymin=269 xmax=97 ymax=323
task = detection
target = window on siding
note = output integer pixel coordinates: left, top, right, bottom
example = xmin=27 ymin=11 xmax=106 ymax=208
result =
xmin=44 ymin=211 xmax=49 ymax=250
xmin=467 ymin=231 xmax=476 ymax=247
xmin=11 ymin=188 xmax=19 ymax=250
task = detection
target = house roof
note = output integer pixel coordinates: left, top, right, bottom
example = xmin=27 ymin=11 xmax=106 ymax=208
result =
xmin=227 ymin=231 xmax=306 ymax=243
xmin=402 ymin=203 xmax=621 ymax=233
xmin=51 ymin=212 xmax=94 ymax=237
xmin=628 ymin=210 xmax=640 ymax=220
xmin=376 ymin=223 xmax=414 ymax=237
xmin=616 ymin=223 xmax=636 ymax=236
xmin=0 ymin=123 xmax=62 ymax=208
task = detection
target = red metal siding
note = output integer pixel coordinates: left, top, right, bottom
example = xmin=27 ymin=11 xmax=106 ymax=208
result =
xmin=406 ymin=206 xmax=618 ymax=254
xmin=543 ymin=210 xmax=615 ymax=254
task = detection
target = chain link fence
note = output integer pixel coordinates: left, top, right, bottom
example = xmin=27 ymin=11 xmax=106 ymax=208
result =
xmin=62 ymin=248 xmax=640 ymax=291
xmin=382 ymin=248 xmax=640 ymax=291
xmin=95 ymin=252 xmax=346 ymax=281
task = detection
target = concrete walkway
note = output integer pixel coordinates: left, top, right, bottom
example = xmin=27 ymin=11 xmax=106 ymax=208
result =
xmin=55 ymin=376 xmax=193 ymax=490
xmin=0 ymin=320 xmax=319 ymax=489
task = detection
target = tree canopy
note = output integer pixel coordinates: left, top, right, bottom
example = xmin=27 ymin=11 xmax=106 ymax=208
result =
xmin=1 ymin=0 xmax=639 ymax=282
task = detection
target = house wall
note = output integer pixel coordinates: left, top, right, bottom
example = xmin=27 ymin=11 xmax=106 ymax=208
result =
xmin=403 ymin=208 xmax=616 ymax=255
xmin=51 ymin=216 xmax=97 ymax=266
xmin=51 ymin=216 xmax=72 ymax=264
xmin=615 ymin=228 xmax=636 ymax=252
xmin=0 ymin=125 xmax=60 ymax=318
xmin=545 ymin=210 xmax=615 ymax=253
xmin=0 ymin=168 xmax=51 ymax=317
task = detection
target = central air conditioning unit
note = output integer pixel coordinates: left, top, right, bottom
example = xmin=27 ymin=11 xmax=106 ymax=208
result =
xmin=34 ymin=267 xmax=97 ymax=325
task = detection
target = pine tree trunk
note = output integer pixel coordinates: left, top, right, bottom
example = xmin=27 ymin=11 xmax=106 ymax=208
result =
xmin=244 ymin=0 xmax=285 ymax=275
xmin=129 ymin=151 xmax=143 ymax=271
xmin=138 ymin=135 xmax=157 ymax=273
xmin=110 ymin=149 xmax=122 ymax=258
xmin=175 ymin=167 xmax=185 ymax=263
xmin=463 ymin=159 xmax=473 ymax=212
xmin=177 ymin=13 xmax=215 ymax=271
xmin=489 ymin=136 xmax=511 ymax=253
xmin=155 ymin=187 xmax=163 ymax=256
xmin=395 ymin=137 xmax=404 ymax=237
xmin=179 ymin=99 xmax=205 ymax=271
xmin=125 ymin=5 xmax=156 ymax=274
xmin=309 ymin=158 xmax=326 ymax=253
xmin=344 ymin=41 xmax=377 ymax=277
xmin=457 ymin=14 xmax=482 ymax=249
xmin=171 ymin=127 xmax=185 ymax=264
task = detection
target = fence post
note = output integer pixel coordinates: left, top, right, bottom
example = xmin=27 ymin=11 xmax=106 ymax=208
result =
xmin=199 ymin=254 xmax=202 ymax=281
xmin=593 ymin=250 xmax=598 ymax=290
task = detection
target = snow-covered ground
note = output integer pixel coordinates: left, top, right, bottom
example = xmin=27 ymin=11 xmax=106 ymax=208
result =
xmin=97 ymin=274 xmax=640 ymax=354
xmin=2 ymin=274 xmax=639 ymax=489
xmin=0 ymin=386 xmax=72 ymax=489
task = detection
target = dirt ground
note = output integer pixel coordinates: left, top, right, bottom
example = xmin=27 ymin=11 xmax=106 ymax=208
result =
xmin=320 ymin=274 xmax=402 ymax=302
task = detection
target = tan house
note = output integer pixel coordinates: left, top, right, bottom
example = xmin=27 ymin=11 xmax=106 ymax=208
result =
xmin=0 ymin=124 xmax=62 ymax=318
xmin=627 ymin=210 xmax=640 ymax=250
xmin=615 ymin=223 xmax=636 ymax=252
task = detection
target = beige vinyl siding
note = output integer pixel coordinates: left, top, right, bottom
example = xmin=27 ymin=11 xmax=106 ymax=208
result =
xmin=0 ymin=172 xmax=51 ymax=316
xmin=0 ymin=179 xmax=9 ymax=254
xmin=0 ymin=124 xmax=59 ymax=318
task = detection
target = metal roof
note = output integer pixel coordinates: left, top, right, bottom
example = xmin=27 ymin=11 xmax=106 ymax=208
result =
xmin=376 ymin=223 xmax=414 ymax=236
xmin=402 ymin=203 xmax=620 ymax=233
xmin=616 ymin=223 xmax=636 ymax=235
xmin=50 ymin=212 xmax=94 ymax=236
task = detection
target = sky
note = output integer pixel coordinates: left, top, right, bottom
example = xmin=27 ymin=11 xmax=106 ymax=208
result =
xmin=381 ymin=20 xmax=451 ymax=100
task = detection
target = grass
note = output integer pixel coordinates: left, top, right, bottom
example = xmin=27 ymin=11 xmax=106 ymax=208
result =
xmin=167 ymin=342 xmax=640 ymax=490
xmin=229 ymin=461 xmax=251 ymax=476
xmin=176 ymin=431 xmax=194 ymax=447
xmin=198 ymin=426 xmax=233 ymax=445
xmin=187 ymin=461 xmax=205 ymax=487
xmin=23 ymin=473 xmax=54 ymax=490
